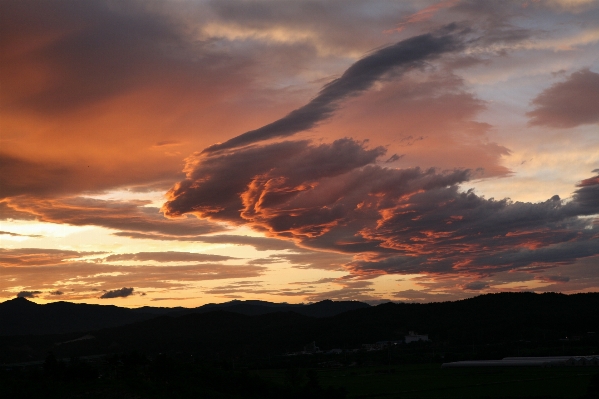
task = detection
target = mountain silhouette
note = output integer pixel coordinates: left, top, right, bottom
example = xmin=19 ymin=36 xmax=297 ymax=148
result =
xmin=2 ymin=292 xmax=599 ymax=366
xmin=0 ymin=297 xmax=369 ymax=336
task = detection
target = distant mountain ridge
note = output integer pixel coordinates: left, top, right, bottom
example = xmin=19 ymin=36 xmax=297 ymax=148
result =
xmin=0 ymin=297 xmax=370 ymax=336
xmin=2 ymin=292 xmax=599 ymax=365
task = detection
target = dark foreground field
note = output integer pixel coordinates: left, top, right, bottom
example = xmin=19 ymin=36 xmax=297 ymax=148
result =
xmin=2 ymin=355 xmax=599 ymax=399
xmin=260 ymin=364 xmax=598 ymax=399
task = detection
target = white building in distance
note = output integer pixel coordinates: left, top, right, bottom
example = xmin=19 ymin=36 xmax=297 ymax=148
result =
xmin=405 ymin=331 xmax=429 ymax=343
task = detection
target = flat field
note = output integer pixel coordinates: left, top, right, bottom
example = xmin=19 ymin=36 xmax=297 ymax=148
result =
xmin=258 ymin=364 xmax=596 ymax=398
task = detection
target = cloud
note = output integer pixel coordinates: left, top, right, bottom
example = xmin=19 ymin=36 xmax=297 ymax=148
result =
xmin=203 ymin=284 xmax=315 ymax=298
xmin=393 ymin=289 xmax=468 ymax=303
xmin=204 ymin=0 xmax=415 ymax=55
xmin=153 ymin=140 xmax=182 ymax=148
xmin=0 ymin=230 xmax=41 ymax=238
xmin=201 ymin=277 xmax=378 ymax=301
xmin=16 ymin=290 xmax=41 ymax=298
xmin=0 ymin=0 xmax=248 ymax=115
xmin=0 ymin=248 xmax=266 ymax=296
xmin=387 ymin=0 xmax=460 ymax=33
xmin=316 ymin=68 xmax=510 ymax=176
xmin=303 ymin=280 xmax=377 ymax=302
xmin=462 ymin=281 xmax=490 ymax=290
xmin=3 ymin=0 xmax=598 ymax=302
xmin=3 ymin=197 xmax=224 ymax=237
xmin=102 ymin=252 xmax=237 ymax=263
xmin=165 ymin=138 xmax=387 ymax=223
xmin=0 ymin=152 xmax=189 ymax=199
xmin=100 ymin=287 xmax=134 ymax=299
xmin=527 ymin=69 xmax=599 ymax=128
xmin=0 ymin=248 xmax=101 ymax=267
xmin=203 ymin=30 xmax=463 ymax=153
xmin=165 ymin=133 xmax=599 ymax=280
xmin=0 ymin=0 xmax=261 ymax=199
xmin=151 ymin=297 xmax=198 ymax=301
xmin=252 ymin=251 xmax=352 ymax=271
xmin=538 ymin=275 xmax=571 ymax=283
xmin=0 ymin=202 xmax=36 ymax=220
xmin=49 ymin=290 xmax=64 ymax=295
xmin=110 ymin=232 xmax=302 ymax=251
xmin=2 ymin=262 xmax=266 ymax=293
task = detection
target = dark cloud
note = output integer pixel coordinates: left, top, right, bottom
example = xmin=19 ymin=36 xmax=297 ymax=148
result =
xmin=0 ymin=230 xmax=41 ymax=238
xmin=250 ymin=251 xmax=351 ymax=271
xmin=111 ymin=232 xmax=300 ymax=251
xmin=536 ymin=275 xmax=570 ymax=283
xmin=191 ymin=235 xmax=298 ymax=251
xmin=527 ymin=69 xmax=599 ymax=128
xmin=385 ymin=154 xmax=404 ymax=163
xmin=16 ymin=290 xmax=41 ymax=298
xmin=303 ymin=280 xmax=377 ymax=302
xmin=462 ymin=281 xmax=490 ymax=290
xmin=151 ymin=297 xmax=198 ymax=301
xmin=0 ymin=202 xmax=36 ymax=220
xmin=203 ymin=31 xmax=463 ymax=153
xmin=153 ymin=140 xmax=182 ymax=148
xmin=165 ymin=138 xmax=387 ymax=223
xmin=165 ymin=132 xmax=599 ymax=279
xmin=3 ymin=197 xmax=224 ymax=237
xmin=0 ymin=0 xmax=248 ymax=115
xmin=0 ymin=152 xmax=188 ymax=199
xmin=0 ymin=153 xmax=72 ymax=199
xmin=0 ymin=0 xmax=257 ymax=200
xmin=525 ymin=256 xmax=599 ymax=293
xmin=100 ymin=287 xmax=134 ymax=299
xmin=49 ymin=290 xmax=64 ymax=296
xmin=103 ymin=252 xmax=237 ymax=263
xmin=393 ymin=289 xmax=468 ymax=303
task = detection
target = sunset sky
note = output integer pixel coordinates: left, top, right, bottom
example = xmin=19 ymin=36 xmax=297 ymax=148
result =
xmin=1 ymin=0 xmax=598 ymax=307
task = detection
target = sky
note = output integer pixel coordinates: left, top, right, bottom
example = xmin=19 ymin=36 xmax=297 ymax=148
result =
xmin=1 ymin=0 xmax=598 ymax=307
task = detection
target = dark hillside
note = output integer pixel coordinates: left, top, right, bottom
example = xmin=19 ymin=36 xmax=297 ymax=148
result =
xmin=0 ymin=298 xmax=369 ymax=336
xmin=2 ymin=292 xmax=597 ymax=365
xmin=0 ymin=298 xmax=156 ymax=336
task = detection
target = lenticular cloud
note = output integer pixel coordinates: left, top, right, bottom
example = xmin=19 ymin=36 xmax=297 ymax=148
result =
xmin=203 ymin=31 xmax=462 ymax=153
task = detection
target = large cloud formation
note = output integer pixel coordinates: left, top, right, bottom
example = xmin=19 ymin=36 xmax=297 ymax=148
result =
xmin=163 ymin=18 xmax=599 ymax=283
xmin=164 ymin=136 xmax=599 ymax=279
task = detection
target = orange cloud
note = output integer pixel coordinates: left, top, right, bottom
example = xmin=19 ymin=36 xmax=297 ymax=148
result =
xmin=0 ymin=248 xmax=266 ymax=297
xmin=385 ymin=0 xmax=460 ymax=33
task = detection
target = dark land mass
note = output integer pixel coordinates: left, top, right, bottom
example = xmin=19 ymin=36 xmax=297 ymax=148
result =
xmin=2 ymin=292 xmax=599 ymax=365
xmin=2 ymin=292 xmax=599 ymax=398
xmin=0 ymin=297 xmax=369 ymax=336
